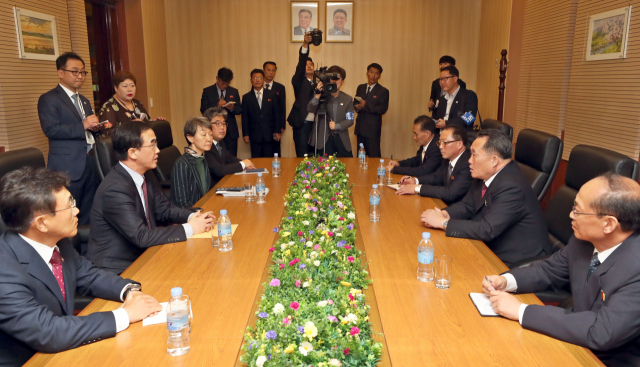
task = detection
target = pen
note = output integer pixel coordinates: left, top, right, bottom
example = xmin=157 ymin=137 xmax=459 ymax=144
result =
xmin=484 ymin=276 xmax=494 ymax=291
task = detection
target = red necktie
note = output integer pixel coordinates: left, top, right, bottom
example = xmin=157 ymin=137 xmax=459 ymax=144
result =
xmin=50 ymin=249 xmax=66 ymax=301
xmin=481 ymin=183 xmax=488 ymax=198
xmin=141 ymin=179 xmax=151 ymax=228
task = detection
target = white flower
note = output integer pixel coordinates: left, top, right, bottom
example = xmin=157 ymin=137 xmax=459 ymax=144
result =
xmin=303 ymin=281 xmax=310 ymax=288
xmin=347 ymin=212 xmax=356 ymax=219
xmin=343 ymin=179 xmax=348 ymax=182
xmin=256 ymin=355 xmax=267 ymax=367
xmin=273 ymin=303 xmax=284 ymax=314
xmin=288 ymin=241 xmax=295 ymax=246
xmin=317 ymin=300 xmax=328 ymax=307
xmin=313 ymin=213 xmax=318 ymax=218
xmin=299 ymin=341 xmax=313 ymax=356
xmin=331 ymin=249 xmax=338 ymax=255
xmin=303 ymin=220 xmax=310 ymax=226
xmin=306 ymin=241 xmax=313 ymax=248
xmin=310 ymin=251 xmax=318 ymax=259
xmin=280 ymin=243 xmax=287 ymax=250
xmin=346 ymin=313 xmax=358 ymax=324
xmin=319 ymin=236 xmax=325 ymax=242
xmin=346 ymin=173 xmax=350 ymax=177
xmin=313 ymin=260 xmax=320 ymax=267
xmin=329 ymin=359 xmax=343 ymax=366
xmin=303 ymin=193 xmax=311 ymax=199
xmin=336 ymin=233 xmax=342 ymax=237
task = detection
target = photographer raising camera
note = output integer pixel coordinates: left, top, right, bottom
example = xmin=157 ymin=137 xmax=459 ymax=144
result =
xmin=307 ymin=65 xmax=355 ymax=157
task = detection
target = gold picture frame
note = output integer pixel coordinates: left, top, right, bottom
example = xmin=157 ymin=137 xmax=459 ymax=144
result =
xmin=13 ymin=7 xmax=59 ymax=61
xmin=291 ymin=1 xmax=319 ymax=43
xmin=325 ymin=2 xmax=354 ymax=43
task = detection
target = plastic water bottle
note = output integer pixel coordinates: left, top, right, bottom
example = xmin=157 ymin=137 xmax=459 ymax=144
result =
xmin=217 ymin=209 xmax=233 ymax=252
xmin=385 ymin=156 xmax=394 ymax=185
xmin=167 ymin=287 xmax=191 ymax=356
xmin=256 ymin=172 xmax=266 ymax=204
xmin=358 ymin=143 xmax=367 ymax=169
xmin=417 ymin=232 xmax=435 ymax=282
xmin=272 ymin=153 xmax=281 ymax=177
xmin=369 ymin=184 xmax=380 ymax=222
xmin=377 ymin=159 xmax=385 ymax=185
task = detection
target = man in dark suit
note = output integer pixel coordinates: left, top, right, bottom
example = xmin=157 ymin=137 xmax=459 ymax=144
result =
xmin=86 ymin=122 xmax=215 ymax=275
xmin=434 ymin=65 xmax=478 ymax=132
xmin=387 ymin=116 xmax=442 ymax=177
xmin=396 ymin=126 xmax=472 ymax=206
xmin=263 ymin=61 xmax=287 ymax=156
xmin=354 ymin=63 xmax=389 ymax=158
xmin=203 ymin=107 xmax=255 ymax=187
xmin=288 ymin=33 xmax=316 ymax=157
xmin=0 ymin=167 xmax=161 ymax=366
xmin=38 ymin=52 xmax=101 ymax=226
xmin=485 ymin=173 xmax=640 ymax=366
xmin=428 ymin=55 xmax=467 ymax=117
xmin=293 ymin=8 xmax=315 ymax=35
xmin=242 ymin=69 xmax=281 ymax=158
xmin=421 ymin=129 xmax=550 ymax=267
xmin=200 ymin=67 xmax=242 ymax=156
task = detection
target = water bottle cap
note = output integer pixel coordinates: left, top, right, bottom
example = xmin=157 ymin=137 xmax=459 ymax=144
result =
xmin=422 ymin=232 xmax=431 ymax=239
xmin=220 ymin=209 xmax=227 ymax=215
xmin=359 ymin=143 xmax=363 ymax=147
xmin=372 ymin=184 xmax=378 ymax=189
xmin=380 ymin=159 xmax=384 ymax=162
xmin=171 ymin=287 xmax=183 ymax=297
xmin=274 ymin=153 xmax=278 ymax=157
xmin=258 ymin=173 xmax=263 ymax=177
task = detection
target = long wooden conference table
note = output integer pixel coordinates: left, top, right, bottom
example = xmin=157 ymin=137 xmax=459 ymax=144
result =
xmin=26 ymin=158 xmax=603 ymax=366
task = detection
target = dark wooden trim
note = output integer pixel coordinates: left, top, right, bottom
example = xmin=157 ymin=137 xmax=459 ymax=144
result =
xmin=0 ymin=147 xmax=5 ymax=153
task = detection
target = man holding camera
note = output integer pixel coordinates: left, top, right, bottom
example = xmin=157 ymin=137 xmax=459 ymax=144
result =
xmin=307 ymin=66 xmax=355 ymax=157
xmin=287 ymin=32 xmax=317 ymax=157
xmin=433 ymin=65 xmax=478 ymax=132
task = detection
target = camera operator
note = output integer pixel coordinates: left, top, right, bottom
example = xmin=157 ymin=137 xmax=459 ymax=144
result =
xmin=307 ymin=66 xmax=355 ymax=157
xmin=287 ymin=32 xmax=316 ymax=157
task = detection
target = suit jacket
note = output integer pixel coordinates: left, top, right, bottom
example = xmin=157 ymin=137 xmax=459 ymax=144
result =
xmin=205 ymin=141 xmax=243 ymax=187
xmin=87 ymin=163 xmax=193 ymax=274
xmin=170 ymin=153 xmax=212 ymax=209
xmin=38 ymin=85 xmax=95 ymax=181
xmin=288 ymin=46 xmax=316 ymax=129
xmin=444 ymin=160 xmax=550 ymax=266
xmin=293 ymin=25 xmax=315 ymax=35
xmin=242 ymin=89 xmax=280 ymax=143
xmin=416 ymin=149 xmax=472 ymax=205
xmin=429 ymin=78 xmax=466 ymax=116
xmin=434 ymin=87 xmax=478 ymax=132
xmin=328 ymin=27 xmax=350 ymax=35
xmin=509 ymin=231 xmax=640 ymax=366
xmin=0 ymin=232 xmax=131 ymax=366
xmin=268 ymin=81 xmax=287 ymax=131
xmin=354 ymin=83 xmax=390 ymax=138
xmin=392 ymin=136 xmax=442 ymax=177
xmin=307 ymin=91 xmax=355 ymax=151
xmin=200 ymin=85 xmax=242 ymax=139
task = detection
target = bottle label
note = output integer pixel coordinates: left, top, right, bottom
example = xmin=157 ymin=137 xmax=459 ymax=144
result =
xmin=377 ymin=168 xmax=385 ymax=177
xmin=218 ymin=222 xmax=231 ymax=236
xmin=418 ymin=251 xmax=434 ymax=265
xmin=167 ymin=310 xmax=189 ymax=331
xmin=369 ymin=195 xmax=380 ymax=205
xmin=272 ymin=161 xmax=280 ymax=169
xmin=358 ymin=152 xmax=365 ymax=159
xmin=256 ymin=183 xmax=266 ymax=192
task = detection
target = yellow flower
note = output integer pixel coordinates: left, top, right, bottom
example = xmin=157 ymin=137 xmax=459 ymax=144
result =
xmin=285 ymin=250 xmax=291 ymax=256
xmin=341 ymin=281 xmax=351 ymax=287
xmin=284 ymin=344 xmax=295 ymax=354
xmin=315 ymin=173 xmax=323 ymax=177
xmin=281 ymin=231 xmax=291 ymax=237
xmin=341 ymin=319 xmax=349 ymax=325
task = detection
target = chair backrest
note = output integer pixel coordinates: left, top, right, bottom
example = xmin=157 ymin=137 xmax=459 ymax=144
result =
xmin=0 ymin=148 xmax=46 ymax=183
xmin=481 ymin=119 xmax=513 ymax=141
xmin=94 ymin=136 xmax=118 ymax=181
xmin=515 ymin=129 xmax=563 ymax=201
xmin=544 ymin=144 xmax=640 ymax=247
xmin=148 ymin=120 xmax=181 ymax=183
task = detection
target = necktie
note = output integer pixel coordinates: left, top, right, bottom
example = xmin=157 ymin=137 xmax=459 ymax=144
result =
xmin=220 ymin=90 xmax=225 ymax=100
xmin=587 ymin=252 xmax=601 ymax=281
xmin=50 ymin=249 xmax=66 ymax=301
xmin=257 ymin=91 xmax=262 ymax=108
xmin=481 ymin=183 xmax=488 ymax=198
xmin=141 ymin=179 xmax=151 ymax=228
xmin=216 ymin=143 xmax=222 ymax=156
xmin=447 ymin=163 xmax=454 ymax=182
xmin=73 ymin=94 xmax=94 ymax=150
xmin=366 ymin=86 xmax=371 ymax=96
xmin=265 ymin=84 xmax=270 ymax=90
xmin=421 ymin=148 xmax=426 ymax=164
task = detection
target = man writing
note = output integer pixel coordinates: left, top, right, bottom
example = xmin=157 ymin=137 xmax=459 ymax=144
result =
xmin=263 ymin=61 xmax=287 ymax=156
xmin=433 ymin=65 xmax=478 ymax=132
xmin=387 ymin=116 xmax=441 ymax=177
xmin=354 ymin=63 xmax=389 ymax=158
xmin=288 ymin=33 xmax=316 ymax=157
xmin=293 ymin=9 xmax=315 ymax=35
xmin=0 ymin=167 xmax=161 ymax=366
xmin=87 ymin=122 xmax=215 ymax=275
xmin=485 ymin=173 xmax=640 ymax=366
xmin=200 ymin=68 xmax=242 ymax=156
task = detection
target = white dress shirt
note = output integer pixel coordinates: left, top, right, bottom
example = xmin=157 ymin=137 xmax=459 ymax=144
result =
xmin=365 ymin=83 xmax=377 ymax=95
xmin=264 ymin=81 xmax=273 ymax=90
xmin=411 ymin=137 xmax=433 ymax=187
xmin=213 ymin=140 xmax=245 ymax=169
xmin=19 ymin=234 xmax=131 ymax=332
xmin=414 ymin=149 xmax=465 ymax=191
xmin=443 ymin=85 xmax=461 ymax=121
xmin=119 ymin=162 xmax=194 ymax=237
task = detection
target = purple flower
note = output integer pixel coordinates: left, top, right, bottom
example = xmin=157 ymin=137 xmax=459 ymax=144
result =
xmin=337 ymin=240 xmax=346 ymax=248
xmin=327 ymin=316 xmax=338 ymax=323
xmin=347 ymin=223 xmax=354 ymax=230
xmin=299 ymin=238 xmax=305 ymax=242
xmin=329 ymin=206 xmax=333 ymax=210
xmin=288 ymin=216 xmax=293 ymax=220
xmin=273 ymin=227 xmax=279 ymax=233
xmin=265 ymin=330 xmax=277 ymax=340
xmin=309 ymin=230 xmax=315 ymax=235
xmin=313 ymin=199 xmax=318 ymax=202
xmin=297 ymin=326 xmax=305 ymax=334
xmin=334 ymin=184 xmax=339 ymax=188
xmin=258 ymin=312 xmax=268 ymax=318
xmin=249 ymin=342 xmax=256 ymax=349
xmin=268 ymin=354 xmax=272 ymax=360
xmin=299 ymin=264 xmax=307 ymax=270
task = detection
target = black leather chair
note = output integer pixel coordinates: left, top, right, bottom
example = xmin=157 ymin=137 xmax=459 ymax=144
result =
xmin=514 ymin=129 xmax=563 ymax=201
xmin=481 ymin=119 xmax=513 ymax=141
xmin=94 ymin=136 xmax=118 ymax=181
xmin=0 ymin=148 xmax=46 ymax=181
xmin=149 ymin=120 xmax=181 ymax=199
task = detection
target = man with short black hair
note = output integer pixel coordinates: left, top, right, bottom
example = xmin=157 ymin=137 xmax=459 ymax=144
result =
xmin=293 ymin=9 xmax=315 ymax=35
xmin=288 ymin=33 xmax=316 ymax=157
xmin=242 ymin=69 xmax=281 ymax=158
xmin=87 ymin=122 xmax=215 ymax=275
xmin=387 ymin=116 xmax=442 ymax=177
xmin=354 ymin=63 xmax=389 ymax=158
xmin=434 ymin=65 xmax=478 ymax=132
xmin=200 ymin=67 xmax=242 ymax=156
xmin=263 ymin=61 xmax=287 ymax=156
xmin=421 ymin=129 xmax=550 ymax=266
xmin=0 ymin=167 xmax=162 ymax=366
xmin=428 ymin=56 xmax=467 ymax=116
xmin=328 ymin=8 xmax=350 ymax=35
xmin=485 ymin=173 xmax=640 ymax=366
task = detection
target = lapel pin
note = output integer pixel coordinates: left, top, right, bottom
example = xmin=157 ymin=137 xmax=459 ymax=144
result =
xmin=451 ymin=176 xmax=455 ymax=180
xmin=601 ymin=290 xmax=605 ymax=301
xmin=484 ymin=200 xmax=487 ymax=206
xmin=373 ymin=95 xmax=377 ymax=98
xmin=340 ymin=103 xmax=344 ymax=106
xmin=230 ymin=95 xmax=234 ymax=98
xmin=455 ymin=101 xmax=458 ymax=104
xmin=268 ymin=99 xmax=271 ymax=102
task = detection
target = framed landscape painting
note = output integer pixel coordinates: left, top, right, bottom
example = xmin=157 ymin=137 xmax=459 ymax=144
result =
xmin=13 ymin=7 xmax=59 ymax=61
xmin=586 ymin=6 xmax=631 ymax=61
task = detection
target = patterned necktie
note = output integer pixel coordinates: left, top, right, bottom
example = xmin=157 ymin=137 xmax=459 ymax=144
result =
xmin=141 ymin=179 xmax=151 ymax=228
xmin=50 ymin=248 xmax=66 ymax=301
xmin=73 ymin=94 xmax=94 ymax=149
xmin=447 ymin=163 xmax=454 ymax=182
xmin=481 ymin=183 xmax=488 ymax=198
xmin=587 ymin=252 xmax=601 ymax=281
xmin=257 ymin=91 xmax=262 ymax=108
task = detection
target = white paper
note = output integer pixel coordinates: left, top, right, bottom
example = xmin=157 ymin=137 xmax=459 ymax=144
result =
xmin=142 ymin=302 xmax=168 ymax=326
xmin=386 ymin=184 xmax=400 ymax=190
xmin=469 ymin=293 xmax=500 ymax=317
xmin=234 ymin=169 xmax=269 ymax=175
xmin=216 ymin=188 xmax=269 ymax=197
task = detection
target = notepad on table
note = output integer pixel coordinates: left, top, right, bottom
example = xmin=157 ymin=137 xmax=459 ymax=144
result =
xmin=386 ymin=184 xmax=400 ymax=190
xmin=216 ymin=188 xmax=269 ymax=197
xmin=190 ymin=224 xmax=238 ymax=239
xmin=234 ymin=168 xmax=269 ymax=175
xmin=469 ymin=293 xmax=500 ymax=317
xmin=143 ymin=302 xmax=168 ymax=326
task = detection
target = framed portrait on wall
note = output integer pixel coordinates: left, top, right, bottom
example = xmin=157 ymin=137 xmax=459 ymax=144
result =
xmin=585 ymin=6 xmax=632 ymax=61
xmin=13 ymin=7 xmax=59 ymax=61
xmin=326 ymin=2 xmax=353 ymax=43
xmin=291 ymin=1 xmax=319 ymax=42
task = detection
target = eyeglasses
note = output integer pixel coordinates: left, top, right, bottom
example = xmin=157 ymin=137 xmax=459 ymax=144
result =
xmin=31 ymin=199 xmax=76 ymax=222
xmin=140 ymin=142 xmax=158 ymax=149
xmin=252 ymin=77 xmax=264 ymax=81
xmin=436 ymin=140 xmax=460 ymax=147
xmin=439 ymin=76 xmax=455 ymax=83
xmin=572 ymin=203 xmax=612 ymax=218
xmin=212 ymin=122 xmax=228 ymax=128
xmin=61 ymin=69 xmax=89 ymax=77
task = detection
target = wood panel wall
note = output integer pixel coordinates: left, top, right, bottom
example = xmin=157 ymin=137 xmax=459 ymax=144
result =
xmin=0 ymin=0 xmax=92 ymax=157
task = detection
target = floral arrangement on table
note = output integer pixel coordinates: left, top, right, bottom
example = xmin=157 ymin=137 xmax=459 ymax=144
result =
xmin=241 ymin=156 xmax=383 ymax=367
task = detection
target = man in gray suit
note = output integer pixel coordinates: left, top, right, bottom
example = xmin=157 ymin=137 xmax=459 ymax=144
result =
xmin=293 ymin=9 xmax=315 ymax=35
xmin=328 ymin=9 xmax=350 ymax=35
xmin=307 ymin=65 xmax=355 ymax=157
xmin=484 ymin=173 xmax=640 ymax=366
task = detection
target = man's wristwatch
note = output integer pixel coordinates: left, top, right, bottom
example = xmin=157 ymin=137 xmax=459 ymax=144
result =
xmin=122 ymin=283 xmax=142 ymax=300
xmin=442 ymin=220 xmax=449 ymax=230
